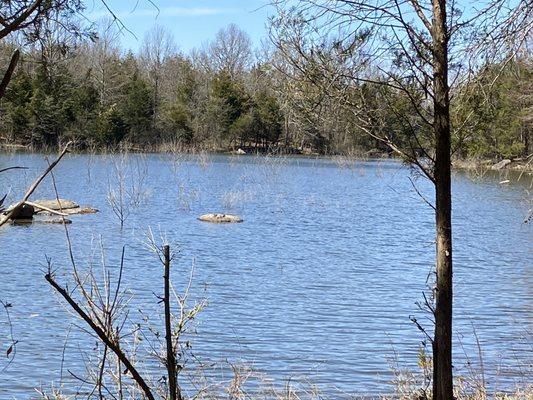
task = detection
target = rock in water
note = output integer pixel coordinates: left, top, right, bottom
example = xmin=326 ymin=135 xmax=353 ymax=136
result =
xmin=491 ymin=159 xmax=511 ymax=170
xmin=32 ymin=199 xmax=79 ymax=210
xmin=198 ymin=213 xmax=243 ymax=223
xmin=71 ymin=207 xmax=99 ymax=215
xmin=11 ymin=217 xmax=72 ymax=225
xmin=42 ymin=218 xmax=72 ymax=224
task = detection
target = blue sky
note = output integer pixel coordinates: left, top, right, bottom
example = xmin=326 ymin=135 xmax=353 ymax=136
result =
xmin=86 ymin=0 xmax=274 ymax=53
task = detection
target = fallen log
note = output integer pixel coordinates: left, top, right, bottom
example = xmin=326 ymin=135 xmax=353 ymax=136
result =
xmin=0 ymin=142 xmax=71 ymax=228
xmin=25 ymin=201 xmax=69 ymax=216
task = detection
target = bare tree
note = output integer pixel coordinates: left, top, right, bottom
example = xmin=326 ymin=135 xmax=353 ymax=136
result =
xmin=198 ymin=23 xmax=253 ymax=78
xmin=0 ymin=1 xmax=159 ymax=101
xmin=270 ymin=1 xmax=532 ymax=399
xmin=140 ymin=24 xmax=177 ymax=127
xmin=106 ymin=153 xmax=150 ymax=229
xmin=77 ymin=18 xmax=124 ymax=108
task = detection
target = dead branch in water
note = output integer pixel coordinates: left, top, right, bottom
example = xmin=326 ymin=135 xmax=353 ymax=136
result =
xmin=0 ymin=300 xmax=18 ymax=372
xmin=0 ymin=166 xmax=27 ymax=174
xmin=24 ymin=201 xmax=69 ymax=216
xmin=0 ymin=142 xmax=71 ymax=227
xmin=1 ymin=166 xmax=27 ymax=212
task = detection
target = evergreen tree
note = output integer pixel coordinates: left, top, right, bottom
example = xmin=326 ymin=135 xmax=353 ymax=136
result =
xmin=120 ymin=72 xmax=154 ymax=144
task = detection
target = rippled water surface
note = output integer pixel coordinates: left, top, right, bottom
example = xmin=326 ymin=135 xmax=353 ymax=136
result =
xmin=0 ymin=153 xmax=531 ymax=398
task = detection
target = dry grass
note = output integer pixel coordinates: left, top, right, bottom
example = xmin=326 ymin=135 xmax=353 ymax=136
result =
xmin=184 ymin=358 xmax=533 ymax=400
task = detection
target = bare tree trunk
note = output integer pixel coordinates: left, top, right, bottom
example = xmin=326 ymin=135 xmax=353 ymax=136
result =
xmin=285 ymin=114 xmax=290 ymax=149
xmin=432 ymin=1 xmax=453 ymax=399
xmin=0 ymin=50 xmax=20 ymax=100
xmin=163 ymin=245 xmax=181 ymax=400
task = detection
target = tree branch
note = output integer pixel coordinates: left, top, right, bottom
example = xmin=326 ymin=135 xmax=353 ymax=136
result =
xmin=0 ymin=50 xmax=20 ymax=99
xmin=0 ymin=142 xmax=71 ymax=227
xmin=45 ymin=272 xmax=156 ymax=400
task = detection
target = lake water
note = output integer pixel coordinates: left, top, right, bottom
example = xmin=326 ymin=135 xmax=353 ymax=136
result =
xmin=0 ymin=153 xmax=531 ymax=399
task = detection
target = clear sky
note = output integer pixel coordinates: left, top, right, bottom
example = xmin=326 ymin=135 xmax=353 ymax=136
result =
xmin=86 ymin=0 xmax=274 ymax=54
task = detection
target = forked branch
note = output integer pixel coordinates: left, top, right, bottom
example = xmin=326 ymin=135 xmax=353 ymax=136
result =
xmin=45 ymin=272 xmax=156 ymax=400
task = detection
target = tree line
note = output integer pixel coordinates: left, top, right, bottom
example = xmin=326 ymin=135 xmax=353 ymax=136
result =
xmin=0 ymin=20 xmax=530 ymax=158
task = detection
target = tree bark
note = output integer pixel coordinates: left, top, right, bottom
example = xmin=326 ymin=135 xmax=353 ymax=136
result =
xmin=163 ymin=245 xmax=181 ymax=400
xmin=0 ymin=50 xmax=20 ymax=100
xmin=432 ymin=1 xmax=454 ymax=399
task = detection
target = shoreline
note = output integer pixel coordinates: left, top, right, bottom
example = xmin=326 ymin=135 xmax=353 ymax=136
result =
xmin=1 ymin=143 xmax=532 ymax=172
xmin=452 ymin=156 xmax=533 ymax=172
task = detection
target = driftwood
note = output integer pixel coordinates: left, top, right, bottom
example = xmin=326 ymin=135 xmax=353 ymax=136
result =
xmin=24 ymin=201 xmax=69 ymax=216
xmin=0 ymin=143 xmax=71 ymax=228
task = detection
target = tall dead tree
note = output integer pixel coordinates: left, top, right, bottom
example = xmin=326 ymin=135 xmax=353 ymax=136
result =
xmin=140 ymin=24 xmax=177 ymax=128
xmin=271 ymin=1 xmax=532 ymax=399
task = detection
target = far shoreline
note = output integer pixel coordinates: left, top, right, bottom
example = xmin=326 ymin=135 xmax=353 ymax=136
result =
xmin=1 ymin=142 xmax=531 ymax=173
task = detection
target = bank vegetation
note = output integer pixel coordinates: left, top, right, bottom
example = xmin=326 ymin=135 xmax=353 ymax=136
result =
xmin=0 ymin=19 xmax=531 ymax=161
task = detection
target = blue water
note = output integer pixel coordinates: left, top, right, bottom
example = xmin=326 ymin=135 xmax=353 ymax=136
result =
xmin=0 ymin=153 xmax=531 ymax=398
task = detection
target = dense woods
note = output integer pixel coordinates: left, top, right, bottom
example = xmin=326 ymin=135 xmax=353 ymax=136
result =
xmin=0 ymin=20 xmax=530 ymax=158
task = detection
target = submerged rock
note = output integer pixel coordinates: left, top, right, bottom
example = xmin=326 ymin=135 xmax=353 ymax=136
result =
xmin=42 ymin=218 xmax=72 ymax=224
xmin=11 ymin=217 xmax=72 ymax=225
xmin=10 ymin=218 xmax=33 ymax=225
xmin=198 ymin=213 xmax=243 ymax=223
xmin=71 ymin=207 xmax=99 ymax=215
